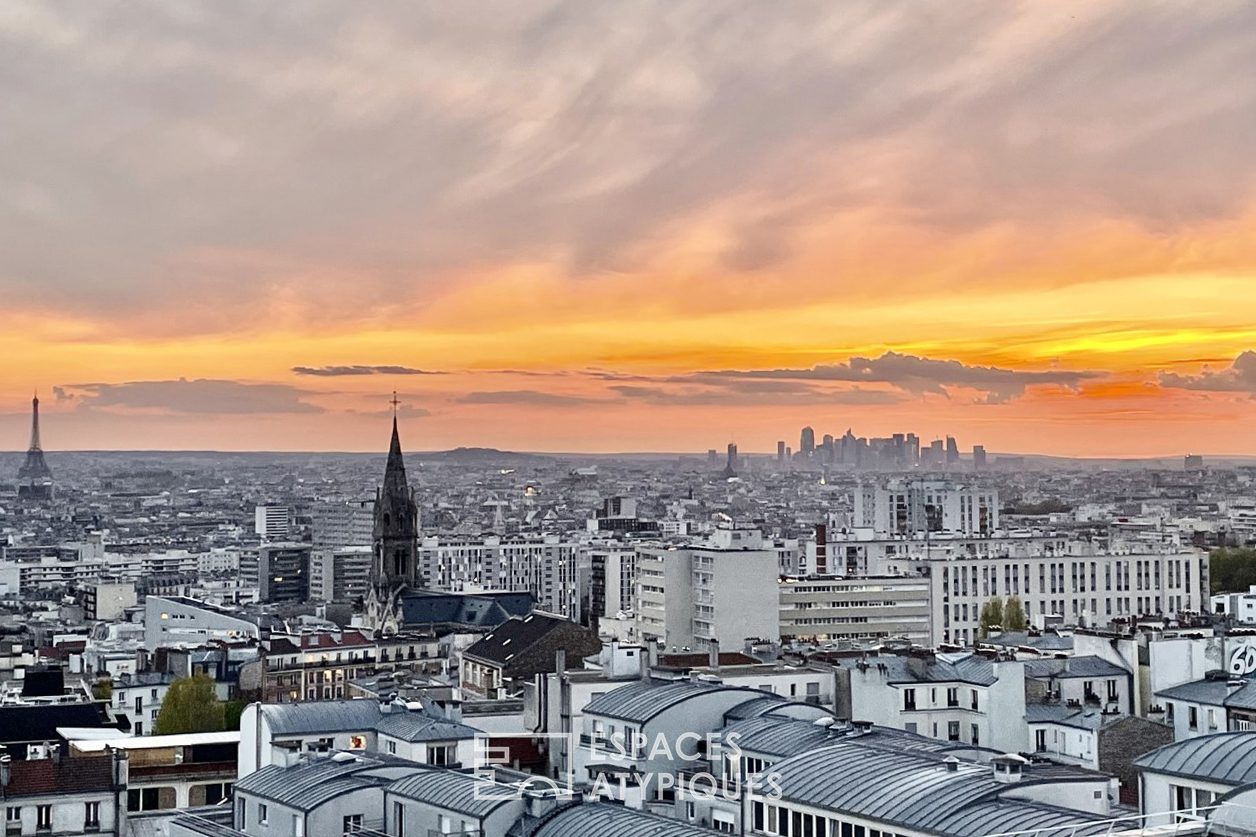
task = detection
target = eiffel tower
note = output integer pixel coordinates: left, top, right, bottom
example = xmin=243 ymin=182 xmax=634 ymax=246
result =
xmin=17 ymin=393 xmax=53 ymax=501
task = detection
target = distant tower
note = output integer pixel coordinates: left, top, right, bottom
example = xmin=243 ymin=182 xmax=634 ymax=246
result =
xmin=973 ymin=445 xmax=988 ymax=470
xmin=723 ymin=442 xmax=739 ymax=478
xmin=364 ymin=399 xmax=419 ymax=635
xmin=17 ymin=394 xmax=53 ymax=501
xmin=800 ymin=426 xmax=816 ymax=457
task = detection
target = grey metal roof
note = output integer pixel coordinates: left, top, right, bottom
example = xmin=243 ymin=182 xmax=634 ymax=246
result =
xmin=463 ymin=613 xmax=569 ymax=666
xmin=1023 ymin=656 xmax=1129 ymax=680
xmin=1156 ymin=679 xmax=1230 ymax=707
xmin=836 ymin=654 xmax=997 ymax=687
xmin=386 ymin=768 xmax=518 ymax=818
xmin=582 ymin=679 xmax=757 ymax=724
xmin=766 ymin=740 xmax=1109 ymax=837
xmin=1224 ymin=681 xmax=1256 ymax=710
xmin=723 ymin=696 xmax=790 ymax=722
xmin=234 ymin=757 xmax=396 ymax=809
xmin=260 ymin=699 xmax=381 ymax=735
xmin=529 ymin=802 xmax=712 ymax=837
xmin=934 ymin=800 xmax=1110 ymax=837
xmin=723 ymin=716 xmax=839 ymax=759
xmin=982 ymin=632 xmax=1074 ymax=652
xmin=375 ymin=711 xmax=481 ymax=743
xmin=1025 ymin=704 xmax=1104 ymax=731
xmin=1134 ymin=732 xmax=1256 ymax=786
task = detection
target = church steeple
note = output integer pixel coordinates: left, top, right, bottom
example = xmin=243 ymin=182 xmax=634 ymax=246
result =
xmin=372 ymin=405 xmax=419 ymax=593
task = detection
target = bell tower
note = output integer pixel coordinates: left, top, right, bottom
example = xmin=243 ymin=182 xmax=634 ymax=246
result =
xmin=372 ymin=402 xmax=419 ymax=591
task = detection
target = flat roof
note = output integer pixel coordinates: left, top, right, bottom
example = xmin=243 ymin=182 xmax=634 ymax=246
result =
xmin=68 ymin=730 xmax=240 ymax=751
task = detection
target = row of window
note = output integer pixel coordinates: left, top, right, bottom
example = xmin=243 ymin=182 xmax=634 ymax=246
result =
xmin=6 ymin=802 xmax=100 ymax=831
xmin=902 ymin=686 xmax=979 ymax=712
xmin=751 ymin=802 xmax=900 ymax=837
xmin=942 ymin=559 xmax=1194 ymax=599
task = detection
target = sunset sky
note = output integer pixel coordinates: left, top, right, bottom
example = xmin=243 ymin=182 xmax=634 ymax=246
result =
xmin=3 ymin=1 xmax=1256 ymax=456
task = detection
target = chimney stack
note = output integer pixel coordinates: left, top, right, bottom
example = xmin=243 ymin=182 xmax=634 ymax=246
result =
xmin=708 ymin=639 xmax=720 ymax=671
xmin=555 ymin=649 xmax=566 ymax=679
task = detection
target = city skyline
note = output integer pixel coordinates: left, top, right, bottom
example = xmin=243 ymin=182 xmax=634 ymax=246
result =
xmin=5 ymin=2 xmax=1256 ymax=455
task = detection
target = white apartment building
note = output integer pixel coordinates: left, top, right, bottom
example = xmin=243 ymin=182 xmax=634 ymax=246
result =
xmin=309 ymin=546 xmax=373 ymax=602
xmin=254 ymin=504 xmax=292 ymax=540
xmin=635 ymin=528 xmax=780 ymax=651
xmin=778 ymin=575 xmax=932 ymax=645
xmin=884 ymin=546 xmax=1209 ymax=646
xmin=836 ymin=652 xmax=1028 ymax=752
xmin=853 ymin=479 xmax=999 ymax=536
xmin=1211 ymin=585 xmax=1256 ymax=622
xmin=588 ymin=546 xmax=637 ymax=621
xmin=144 ymin=595 xmax=260 ymax=650
xmin=418 ymin=535 xmax=586 ymax=620
xmin=197 ymin=548 xmax=242 ymax=575
xmin=0 ymin=541 xmax=106 ymax=593
xmin=309 ymin=499 xmax=375 ymax=548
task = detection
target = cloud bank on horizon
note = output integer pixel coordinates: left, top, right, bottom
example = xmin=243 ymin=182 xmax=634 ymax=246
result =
xmin=2 ymin=1 xmax=1256 ymax=454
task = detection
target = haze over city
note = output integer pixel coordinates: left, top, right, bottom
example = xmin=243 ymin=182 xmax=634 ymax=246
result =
xmin=4 ymin=1 xmax=1256 ymax=455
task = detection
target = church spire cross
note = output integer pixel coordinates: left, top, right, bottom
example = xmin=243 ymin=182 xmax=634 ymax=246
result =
xmin=390 ymin=391 xmax=401 ymax=417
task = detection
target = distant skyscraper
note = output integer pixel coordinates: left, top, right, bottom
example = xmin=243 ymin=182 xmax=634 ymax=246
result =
xmin=973 ymin=445 xmax=988 ymax=470
xmin=723 ymin=442 xmax=739 ymax=478
xmin=708 ymin=449 xmax=718 ymax=467
xmin=17 ymin=394 xmax=53 ymax=501
xmin=777 ymin=441 xmax=786 ymax=463
xmin=800 ymin=426 xmax=816 ymax=456
xmin=945 ymin=436 xmax=959 ymax=466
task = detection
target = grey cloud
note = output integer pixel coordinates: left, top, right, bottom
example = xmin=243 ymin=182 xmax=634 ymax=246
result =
xmin=1159 ymin=351 xmax=1256 ymax=393
xmin=3 ymin=2 xmax=1256 ymax=328
xmin=292 ymin=365 xmax=443 ymax=377
xmin=59 ymin=378 xmax=323 ymax=414
xmin=685 ymin=352 xmax=1100 ymax=400
xmin=459 ymin=390 xmax=597 ymax=406
xmin=608 ymin=383 xmax=905 ymax=407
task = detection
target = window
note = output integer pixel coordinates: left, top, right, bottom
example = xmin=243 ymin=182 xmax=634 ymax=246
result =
xmin=946 ymin=688 xmax=959 ymax=708
xmin=427 ymin=744 xmax=455 ymax=765
xmin=258 ymin=804 xmax=268 ymax=825
xmin=6 ymin=807 xmax=20 ymax=824
xmin=36 ymin=807 xmax=50 ymax=832
xmin=387 ymin=740 xmax=397 ymax=755
xmin=948 ymin=721 xmax=961 ymax=741
xmin=85 ymin=802 xmax=101 ymax=829
xmin=903 ymin=688 xmax=916 ymax=711
xmin=393 ymin=802 xmax=404 ymax=837
xmin=1189 ymin=706 xmax=1199 ymax=730
xmin=238 ymin=799 xmax=246 ymax=829
xmin=971 ymin=724 xmax=979 ymax=746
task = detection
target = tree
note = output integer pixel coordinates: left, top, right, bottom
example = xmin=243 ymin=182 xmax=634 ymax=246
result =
xmin=1210 ymin=547 xmax=1256 ymax=595
xmin=154 ymin=673 xmax=225 ymax=735
xmin=91 ymin=679 xmax=113 ymax=702
xmin=224 ymin=700 xmax=246 ymax=732
xmin=978 ymin=598 xmax=1004 ymax=638
xmin=1003 ymin=596 xmax=1027 ymax=632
